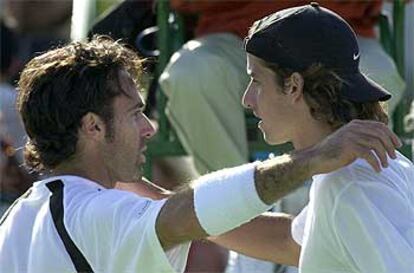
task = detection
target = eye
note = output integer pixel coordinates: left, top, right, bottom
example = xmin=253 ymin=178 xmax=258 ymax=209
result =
xmin=251 ymin=77 xmax=260 ymax=85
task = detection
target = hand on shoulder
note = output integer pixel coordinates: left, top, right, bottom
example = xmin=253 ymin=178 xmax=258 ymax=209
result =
xmin=307 ymin=119 xmax=401 ymax=174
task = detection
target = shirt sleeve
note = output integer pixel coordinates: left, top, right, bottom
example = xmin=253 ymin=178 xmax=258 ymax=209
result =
xmin=332 ymin=182 xmax=414 ymax=273
xmin=291 ymin=205 xmax=308 ymax=246
xmin=65 ymin=188 xmax=191 ymax=273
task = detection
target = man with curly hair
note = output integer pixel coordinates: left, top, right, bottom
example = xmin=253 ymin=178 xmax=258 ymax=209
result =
xmin=0 ymin=34 xmax=402 ymax=273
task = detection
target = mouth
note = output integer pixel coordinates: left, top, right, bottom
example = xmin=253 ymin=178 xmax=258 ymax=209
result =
xmin=138 ymin=145 xmax=147 ymax=164
xmin=253 ymin=112 xmax=262 ymax=125
xmin=139 ymin=154 xmax=146 ymax=164
xmin=252 ymin=110 xmax=260 ymax=119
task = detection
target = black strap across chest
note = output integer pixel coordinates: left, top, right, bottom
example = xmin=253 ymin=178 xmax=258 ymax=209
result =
xmin=46 ymin=180 xmax=94 ymax=273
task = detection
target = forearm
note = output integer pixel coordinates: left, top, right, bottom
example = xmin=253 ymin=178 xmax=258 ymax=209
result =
xmin=156 ymin=188 xmax=207 ymax=250
xmin=255 ymin=149 xmax=315 ymax=205
xmin=156 ymin=152 xmax=315 ymax=251
xmin=116 ymin=179 xmax=201 ymax=250
xmin=210 ymin=212 xmax=300 ymax=266
xmin=254 ymin=119 xmax=403 ymax=206
xmin=157 ymin=163 xmax=267 ymax=250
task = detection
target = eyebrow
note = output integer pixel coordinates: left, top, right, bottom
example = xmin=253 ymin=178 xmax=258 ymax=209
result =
xmin=246 ymin=69 xmax=257 ymax=79
xmin=249 ymin=72 xmax=260 ymax=81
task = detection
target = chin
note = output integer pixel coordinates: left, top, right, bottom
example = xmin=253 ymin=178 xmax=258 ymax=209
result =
xmin=134 ymin=165 xmax=143 ymax=180
xmin=260 ymin=124 xmax=278 ymax=144
xmin=263 ymin=132 xmax=287 ymax=146
xmin=264 ymin=137 xmax=282 ymax=145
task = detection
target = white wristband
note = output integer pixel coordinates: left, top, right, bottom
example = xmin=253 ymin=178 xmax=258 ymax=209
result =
xmin=193 ymin=162 xmax=271 ymax=236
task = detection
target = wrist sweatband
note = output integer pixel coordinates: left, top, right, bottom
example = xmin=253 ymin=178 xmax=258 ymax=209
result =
xmin=193 ymin=162 xmax=272 ymax=236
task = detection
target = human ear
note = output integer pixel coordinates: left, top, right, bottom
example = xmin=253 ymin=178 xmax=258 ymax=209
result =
xmin=287 ymin=72 xmax=304 ymax=102
xmin=79 ymin=112 xmax=106 ymax=139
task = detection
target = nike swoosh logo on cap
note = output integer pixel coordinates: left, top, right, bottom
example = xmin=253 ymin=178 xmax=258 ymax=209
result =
xmin=353 ymin=52 xmax=360 ymax=60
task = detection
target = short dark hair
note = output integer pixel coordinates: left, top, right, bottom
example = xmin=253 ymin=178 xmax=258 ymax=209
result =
xmin=17 ymin=35 xmax=144 ymax=172
xmin=264 ymin=62 xmax=388 ymax=129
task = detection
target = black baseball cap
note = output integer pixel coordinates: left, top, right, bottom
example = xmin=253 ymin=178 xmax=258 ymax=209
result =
xmin=245 ymin=2 xmax=391 ymax=103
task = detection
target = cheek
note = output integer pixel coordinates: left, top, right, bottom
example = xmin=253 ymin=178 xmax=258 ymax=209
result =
xmin=127 ymin=126 xmax=139 ymax=144
xmin=259 ymin=91 xmax=278 ymax=112
xmin=263 ymin=96 xmax=290 ymax=121
xmin=129 ymin=121 xmax=142 ymax=145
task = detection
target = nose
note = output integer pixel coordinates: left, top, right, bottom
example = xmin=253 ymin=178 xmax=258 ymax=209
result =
xmin=242 ymin=81 xmax=255 ymax=110
xmin=140 ymin=115 xmax=157 ymax=140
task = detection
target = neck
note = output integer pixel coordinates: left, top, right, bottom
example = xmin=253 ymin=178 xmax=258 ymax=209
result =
xmin=53 ymin=158 xmax=114 ymax=189
xmin=291 ymin=118 xmax=334 ymax=150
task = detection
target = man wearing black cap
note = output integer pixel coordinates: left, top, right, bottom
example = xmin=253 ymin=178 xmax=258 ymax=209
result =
xmin=242 ymin=3 xmax=414 ymax=272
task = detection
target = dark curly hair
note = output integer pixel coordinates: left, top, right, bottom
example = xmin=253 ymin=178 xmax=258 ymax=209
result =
xmin=17 ymin=35 xmax=144 ymax=172
xmin=264 ymin=62 xmax=388 ymax=129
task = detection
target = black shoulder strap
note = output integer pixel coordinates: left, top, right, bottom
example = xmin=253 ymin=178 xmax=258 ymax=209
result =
xmin=46 ymin=180 xmax=94 ymax=273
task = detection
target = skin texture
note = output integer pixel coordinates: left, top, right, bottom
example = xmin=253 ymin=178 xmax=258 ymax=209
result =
xmin=54 ymin=70 xmax=156 ymax=188
xmin=244 ymin=54 xmax=298 ymax=145
xmin=244 ymin=54 xmax=399 ymax=171
xmin=97 ymin=70 xmax=154 ymax=183
xmin=243 ymin=54 xmax=334 ymax=149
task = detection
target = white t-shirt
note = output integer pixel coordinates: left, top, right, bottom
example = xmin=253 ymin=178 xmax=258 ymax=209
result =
xmin=0 ymin=175 xmax=191 ymax=273
xmin=292 ymin=152 xmax=414 ymax=273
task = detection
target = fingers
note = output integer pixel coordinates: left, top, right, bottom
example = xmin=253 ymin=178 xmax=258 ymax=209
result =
xmin=346 ymin=120 xmax=401 ymax=160
xmin=310 ymin=120 xmax=401 ymax=175
xmin=361 ymin=122 xmax=400 ymax=159
xmin=354 ymin=136 xmax=388 ymax=168
xmin=355 ymin=120 xmax=401 ymax=147
xmin=354 ymin=145 xmax=381 ymax=173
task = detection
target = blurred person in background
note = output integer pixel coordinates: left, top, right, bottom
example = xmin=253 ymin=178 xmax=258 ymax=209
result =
xmin=2 ymin=0 xmax=72 ymax=80
xmin=0 ymin=21 xmax=35 ymax=215
xmin=0 ymin=138 xmax=35 ymax=215
xmin=0 ymin=21 xmax=26 ymax=160
xmin=1 ymin=0 xmax=72 ymax=216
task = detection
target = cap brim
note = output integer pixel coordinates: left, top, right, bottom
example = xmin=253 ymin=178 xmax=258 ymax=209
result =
xmin=341 ymin=72 xmax=391 ymax=102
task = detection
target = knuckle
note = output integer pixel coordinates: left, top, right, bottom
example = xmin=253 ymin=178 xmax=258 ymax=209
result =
xmin=364 ymin=151 xmax=372 ymax=158
xmin=362 ymin=149 xmax=373 ymax=158
xmin=376 ymin=130 xmax=387 ymax=141
xmin=372 ymin=139 xmax=383 ymax=149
